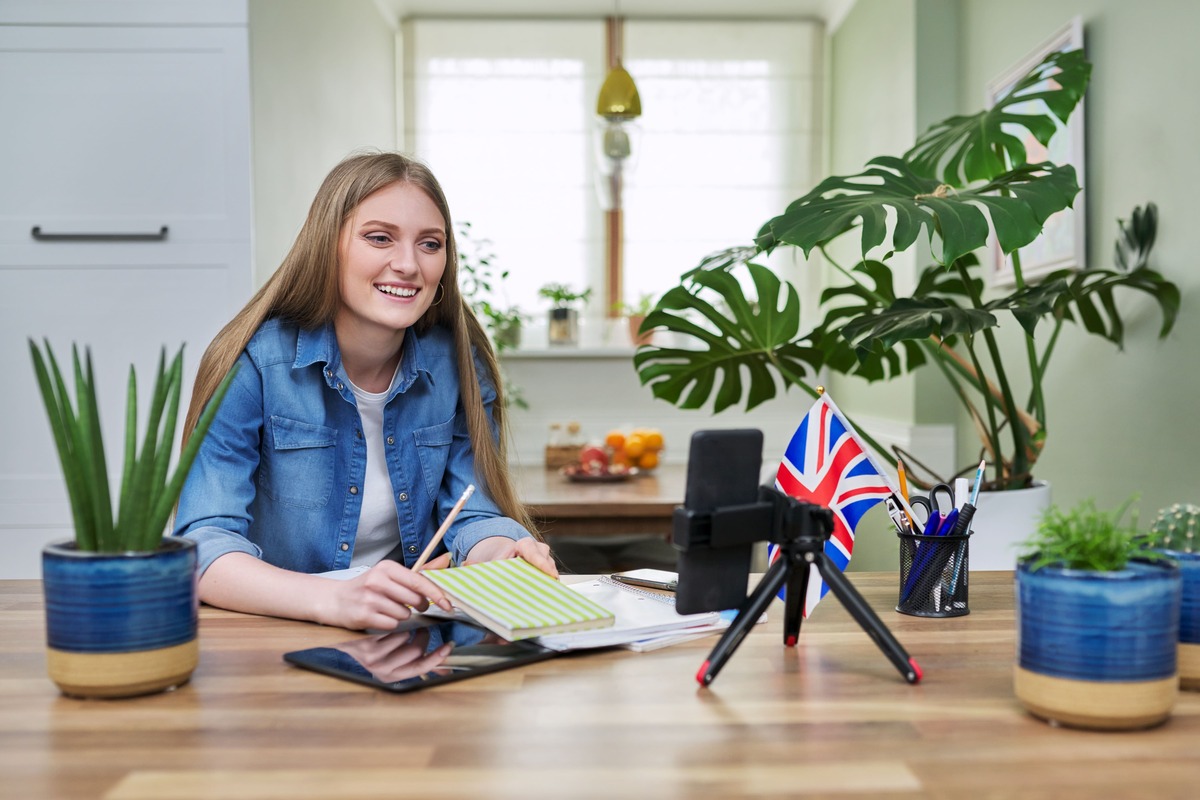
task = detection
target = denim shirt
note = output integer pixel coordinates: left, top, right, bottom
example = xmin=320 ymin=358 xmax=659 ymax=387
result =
xmin=174 ymin=318 xmax=530 ymax=578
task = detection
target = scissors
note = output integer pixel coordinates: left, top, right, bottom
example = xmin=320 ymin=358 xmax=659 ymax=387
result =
xmin=908 ymin=483 xmax=956 ymax=534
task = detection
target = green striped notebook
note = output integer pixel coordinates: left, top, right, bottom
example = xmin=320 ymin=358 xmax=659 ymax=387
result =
xmin=424 ymin=559 xmax=615 ymax=641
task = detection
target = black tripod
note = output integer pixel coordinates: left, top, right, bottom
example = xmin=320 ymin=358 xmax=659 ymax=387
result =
xmin=696 ymin=487 xmax=923 ymax=687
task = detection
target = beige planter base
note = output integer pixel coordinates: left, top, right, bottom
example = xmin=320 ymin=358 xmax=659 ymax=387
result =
xmin=1181 ymin=642 xmax=1200 ymax=691
xmin=1014 ymin=665 xmax=1177 ymax=730
xmin=47 ymin=638 xmax=198 ymax=699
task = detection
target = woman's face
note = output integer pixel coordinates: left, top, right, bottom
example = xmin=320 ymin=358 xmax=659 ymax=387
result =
xmin=335 ymin=181 xmax=447 ymax=347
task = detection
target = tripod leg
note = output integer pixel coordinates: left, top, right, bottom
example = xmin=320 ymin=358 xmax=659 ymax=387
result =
xmin=696 ymin=554 xmax=790 ymax=687
xmin=782 ymin=557 xmax=810 ymax=647
xmin=814 ymin=553 xmax=922 ymax=684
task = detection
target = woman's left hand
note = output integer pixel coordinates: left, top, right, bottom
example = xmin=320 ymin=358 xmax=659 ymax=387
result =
xmin=465 ymin=536 xmax=559 ymax=578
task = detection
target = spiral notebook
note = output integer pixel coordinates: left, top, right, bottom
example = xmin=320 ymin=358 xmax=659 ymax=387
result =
xmin=423 ymin=559 xmax=615 ymax=641
xmin=536 ymin=576 xmax=723 ymax=652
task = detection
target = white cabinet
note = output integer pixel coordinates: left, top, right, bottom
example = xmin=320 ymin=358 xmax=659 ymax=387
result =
xmin=0 ymin=4 xmax=253 ymax=577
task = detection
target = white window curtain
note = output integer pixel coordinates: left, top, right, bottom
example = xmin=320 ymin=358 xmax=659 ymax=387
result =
xmin=404 ymin=17 xmax=821 ymax=341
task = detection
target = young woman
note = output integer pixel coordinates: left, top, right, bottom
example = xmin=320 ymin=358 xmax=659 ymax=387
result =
xmin=175 ymin=152 xmax=555 ymax=631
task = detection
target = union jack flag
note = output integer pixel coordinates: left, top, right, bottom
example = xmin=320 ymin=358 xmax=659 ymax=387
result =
xmin=768 ymin=393 xmax=899 ymax=617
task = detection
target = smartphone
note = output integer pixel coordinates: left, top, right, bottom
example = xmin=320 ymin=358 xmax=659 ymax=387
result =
xmin=674 ymin=429 xmax=764 ymax=615
xmin=612 ymin=568 xmax=678 ymax=592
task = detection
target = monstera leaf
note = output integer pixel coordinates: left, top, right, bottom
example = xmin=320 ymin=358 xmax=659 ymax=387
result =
xmin=755 ymin=157 xmax=1080 ymax=266
xmin=633 ymin=263 xmax=822 ymax=412
xmin=905 ymin=48 xmax=1091 ymax=185
xmin=1046 ymin=266 xmax=1180 ymax=347
xmin=814 ymin=261 xmax=928 ymax=381
xmin=839 ymin=298 xmax=998 ymax=358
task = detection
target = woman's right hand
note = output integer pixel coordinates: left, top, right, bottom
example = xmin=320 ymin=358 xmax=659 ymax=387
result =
xmin=323 ymin=560 xmax=453 ymax=631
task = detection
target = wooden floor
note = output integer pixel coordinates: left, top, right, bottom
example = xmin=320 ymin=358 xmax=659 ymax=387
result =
xmin=2 ymin=572 xmax=1199 ymax=799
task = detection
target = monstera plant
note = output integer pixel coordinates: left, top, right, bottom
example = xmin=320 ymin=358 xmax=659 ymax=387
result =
xmin=634 ymin=49 xmax=1179 ymax=491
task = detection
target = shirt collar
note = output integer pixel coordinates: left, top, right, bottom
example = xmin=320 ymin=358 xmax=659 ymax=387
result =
xmin=293 ymin=322 xmax=435 ymax=393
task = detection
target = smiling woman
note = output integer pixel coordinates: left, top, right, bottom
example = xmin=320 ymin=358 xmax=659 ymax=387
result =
xmin=334 ymin=183 xmax=448 ymax=391
xmin=172 ymin=151 xmax=557 ymax=632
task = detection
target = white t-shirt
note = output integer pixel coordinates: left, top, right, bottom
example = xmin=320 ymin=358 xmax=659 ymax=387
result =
xmin=347 ymin=372 xmax=402 ymax=568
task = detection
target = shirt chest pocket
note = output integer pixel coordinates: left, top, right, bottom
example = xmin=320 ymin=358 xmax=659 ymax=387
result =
xmin=413 ymin=418 xmax=455 ymax=501
xmin=260 ymin=416 xmax=336 ymax=509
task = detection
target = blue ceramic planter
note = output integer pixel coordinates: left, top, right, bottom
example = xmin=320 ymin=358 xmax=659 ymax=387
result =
xmin=1156 ymin=550 xmax=1200 ymax=690
xmin=1014 ymin=559 xmax=1180 ymax=730
xmin=42 ymin=538 xmax=199 ymax=698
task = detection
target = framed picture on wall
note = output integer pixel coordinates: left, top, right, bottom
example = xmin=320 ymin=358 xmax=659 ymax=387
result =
xmin=985 ymin=16 xmax=1086 ymax=287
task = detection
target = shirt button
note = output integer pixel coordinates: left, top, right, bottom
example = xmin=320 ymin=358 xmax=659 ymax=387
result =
xmin=356 ymin=429 xmax=362 ymax=439
xmin=407 ymin=545 xmax=418 ymax=553
xmin=340 ymin=543 xmax=349 ymax=551
xmin=337 ymin=382 xmax=345 ymax=390
xmin=349 ymin=486 xmax=359 ymax=495
xmin=386 ymin=436 xmax=395 ymax=445
xmin=398 ymin=492 xmax=408 ymax=502
xmin=325 ymin=369 xmax=333 ymax=378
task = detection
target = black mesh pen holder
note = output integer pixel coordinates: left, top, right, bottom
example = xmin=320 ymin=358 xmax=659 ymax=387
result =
xmin=896 ymin=531 xmax=970 ymax=617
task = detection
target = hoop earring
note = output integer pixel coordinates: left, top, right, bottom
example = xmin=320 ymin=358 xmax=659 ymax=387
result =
xmin=431 ymin=283 xmax=445 ymax=306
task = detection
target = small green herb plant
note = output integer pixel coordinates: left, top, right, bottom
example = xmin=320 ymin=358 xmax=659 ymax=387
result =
xmin=1018 ymin=496 xmax=1155 ymax=572
xmin=456 ymin=222 xmax=528 ymax=353
xmin=613 ymin=292 xmax=656 ymax=318
xmin=29 ymin=340 xmax=235 ymax=553
xmin=538 ymin=283 xmax=592 ymax=308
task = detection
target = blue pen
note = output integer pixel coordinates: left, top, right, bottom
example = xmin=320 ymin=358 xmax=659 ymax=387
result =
xmin=968 ymin=459 xmax=986 ymax=506
xmin=937 ymin=508 xmax=959 ymax=536
xmin=921 ymin=511 xmax=942 ymax=537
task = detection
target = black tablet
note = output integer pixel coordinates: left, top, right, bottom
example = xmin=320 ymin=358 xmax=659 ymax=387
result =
xmin=283 ymin=617 xmax=558 ymax=693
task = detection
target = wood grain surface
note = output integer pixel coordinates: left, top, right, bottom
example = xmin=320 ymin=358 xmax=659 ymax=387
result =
xmin=2 ymin=572 xmax=1199 ymax=799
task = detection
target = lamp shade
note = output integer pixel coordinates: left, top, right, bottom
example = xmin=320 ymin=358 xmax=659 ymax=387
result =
xmin=596 ymin=62 xmax=641 ymax=120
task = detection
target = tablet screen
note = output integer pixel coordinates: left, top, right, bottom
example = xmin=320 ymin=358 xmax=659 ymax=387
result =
xmin=283 ymin=617 xmax=557 ymax=693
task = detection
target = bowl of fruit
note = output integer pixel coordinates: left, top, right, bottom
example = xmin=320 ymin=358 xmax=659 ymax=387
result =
xmin=559 ymin=428 xmax=665 ymax=482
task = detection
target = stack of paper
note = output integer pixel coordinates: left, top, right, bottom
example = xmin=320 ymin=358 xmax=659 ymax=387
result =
xmin=536 ymin=577 xmax=722 ymax=652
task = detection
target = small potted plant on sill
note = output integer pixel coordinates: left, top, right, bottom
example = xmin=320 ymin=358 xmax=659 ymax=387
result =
xmin=1145 ymin=503 xmax=1200 ymax=690
xmin=1013 ymin=497 xmax=1180 ymax=730
xmin=456 ymin=222 xmax=528 ymax=353
xmin=30 ymin=339 xmax=234 ymax=698
xmin=539 ymin=282 xmax=592 ymax=346
xmin=614 ymin=293 xmax=658 ymax=347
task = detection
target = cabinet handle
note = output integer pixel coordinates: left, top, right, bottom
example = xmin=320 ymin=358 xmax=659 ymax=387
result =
xmin=31 ymin=225 xmax=169 ymax=242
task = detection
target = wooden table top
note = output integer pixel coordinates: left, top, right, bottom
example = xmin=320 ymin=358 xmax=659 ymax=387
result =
xmin=514 ymin=463 xmax=685 ymax=519
xmin=514 ymin=464 xmax=685 ymax=538
xmin=3 ymin=572 xmax=1199 ymax=799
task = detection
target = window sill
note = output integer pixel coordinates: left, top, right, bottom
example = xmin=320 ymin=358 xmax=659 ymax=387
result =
xmin=500 ymin=346 xmax=640 ymax=360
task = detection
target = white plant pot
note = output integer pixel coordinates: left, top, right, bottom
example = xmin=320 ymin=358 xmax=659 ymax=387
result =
xmin=969 ymin=480 xmax=1051 ymax=570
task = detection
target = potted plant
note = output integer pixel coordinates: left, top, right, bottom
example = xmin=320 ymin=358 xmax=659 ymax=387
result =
xmin=1145 ymin=503 xmax=1200 ymax=690
xmin=30 ymin=340 xmax=234 ymax=698
xmin=456 ymin=221 xmax=528 ymax=352
xmin=539 ymin=282 xmax=592 ymax=346
xmin=633 ymin=49 xmax=1179 ymax=495
xmin=1014 ymin=498 xmax=1180 ymax=730
xmin=614 ymin=293 xmax=658 ymax=347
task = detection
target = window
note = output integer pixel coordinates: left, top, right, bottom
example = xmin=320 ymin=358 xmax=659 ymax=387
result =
xmin=404 ymin=18 xmax=821 ymax=340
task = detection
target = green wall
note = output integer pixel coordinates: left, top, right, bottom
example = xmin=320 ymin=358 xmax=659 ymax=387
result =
xmin=832 ymin=0 xmax=1200 ymax=542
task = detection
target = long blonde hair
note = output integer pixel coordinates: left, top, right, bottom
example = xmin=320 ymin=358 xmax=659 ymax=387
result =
xmin=183 ymin=151 xmax=535 ymax=534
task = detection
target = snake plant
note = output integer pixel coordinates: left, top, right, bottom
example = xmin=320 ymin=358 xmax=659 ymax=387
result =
xmin=29 ymin=340 xmax=235 ymax=552
xmin=635 ymin=49 xmax=1179 ymax=491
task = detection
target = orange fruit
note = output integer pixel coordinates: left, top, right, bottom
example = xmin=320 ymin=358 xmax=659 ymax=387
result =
xmin=605 ymin=430 xmax=626 ymax=450
xmin=611 ymin=448 xmax=631 ymax=467
xmin=637 ymin=451 xmax=659 ymax=470
xmin=644 ymin=429 xmax=664 ymax=451
xmin=624 ymin=434 xmax=646 ymax=458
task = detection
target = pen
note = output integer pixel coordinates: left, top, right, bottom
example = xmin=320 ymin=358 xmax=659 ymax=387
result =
xmin=413 ymin=484 xmax=475 ymax=571
xmin=968 ymin=459 xmax=986 ymax=506
xmin=897 ymin=459 xmax=915 ymax=530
